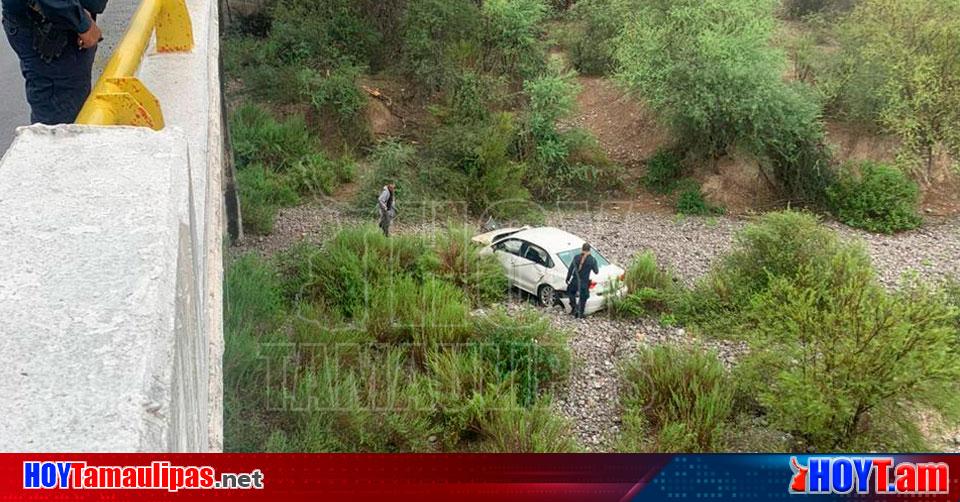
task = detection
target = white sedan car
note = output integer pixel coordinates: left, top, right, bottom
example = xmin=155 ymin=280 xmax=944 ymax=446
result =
xmin=473 ymin=226 xmax=627 ymax=316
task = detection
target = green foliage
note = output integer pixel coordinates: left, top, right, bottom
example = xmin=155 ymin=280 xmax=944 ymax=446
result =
xmin=425 ymin=112 xmax=532 ymax=218
xmin=520 ymin=64 xmax=621 ymax=199
xmin=738 ymin=261 xmax=960 ymax=451
xmin=302 ymin=64 xmax=370 ymax=144
xmin=236 ymin=166 xmax=300 ymax=235
xmin=225 ymin=225 xmax=574 ymax=452
xmin=642 ymin=149 xmax=684 ymax=194
xmin=673 ymin=210 xmax=960 ymax=450
xmin=473 ymin=309 xmax=570 ymax=407
xmin=401 ymin=0 xmax=547 ymax=92
xmin=678 ymin=210 xmax=845 ymax=331
xmin=566 ymin=0 xmax=635 ymax=75
xmin=609 ymin=251 xmax=678 ymax=317
xmin=675 ymin=182 xmax=725 ymax=216
xmin=478 ymin=0 xmax=548 ymax=79
xmin=430 ymin=226 xmax=510 ymax=305
xmin=230 ymin=104 xmax=313 ymax=170
xmin=827 ymin=0 xmax=960 ymax=179
xmin=401 ymin=0 xmax=482 ymax=92
xmin=616 ymin=0 xmax=831 ymax=204
xmin=827 ymin=161 xmax=921 ymax=234
xmin=618 ymin=345 xmax=734 ymax=452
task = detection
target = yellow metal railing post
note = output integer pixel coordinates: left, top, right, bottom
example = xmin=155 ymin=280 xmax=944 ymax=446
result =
xmin=75 ymin=0 xmax=194 ymax=129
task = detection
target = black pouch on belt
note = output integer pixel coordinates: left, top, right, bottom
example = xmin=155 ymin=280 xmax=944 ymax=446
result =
xmin=25 ymin=0 xmax=69 ymax=63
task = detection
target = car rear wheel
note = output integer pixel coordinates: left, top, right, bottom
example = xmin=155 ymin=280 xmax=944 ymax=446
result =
xmin=538 ymin=284 xmax=557 ymax=307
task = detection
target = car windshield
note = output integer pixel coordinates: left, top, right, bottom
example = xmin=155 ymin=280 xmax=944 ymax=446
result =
xmin=557 ymin=248 xmax=610 ymax=269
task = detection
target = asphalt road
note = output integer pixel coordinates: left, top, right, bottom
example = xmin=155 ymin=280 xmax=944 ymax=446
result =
xmin=1 ymin=0 xmax=138 ymax=151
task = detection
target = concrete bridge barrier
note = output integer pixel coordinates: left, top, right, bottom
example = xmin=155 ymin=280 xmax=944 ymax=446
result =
xmin=0 ymin=0 xmax=224 ymax=451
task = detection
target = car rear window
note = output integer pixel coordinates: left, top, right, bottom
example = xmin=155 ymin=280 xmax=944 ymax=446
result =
xmin=558 ymin=249 xmax=610 ymax=269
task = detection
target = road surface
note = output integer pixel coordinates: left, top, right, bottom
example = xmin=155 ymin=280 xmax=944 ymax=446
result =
xmin=1 ymin=0 xmax=138 ymax=151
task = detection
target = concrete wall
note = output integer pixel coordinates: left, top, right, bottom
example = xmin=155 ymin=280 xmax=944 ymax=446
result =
xmin=0 ymin=0 xmax=223 ymax=451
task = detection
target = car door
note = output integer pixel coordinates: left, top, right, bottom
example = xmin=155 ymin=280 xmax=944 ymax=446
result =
xmin=515 ymin=241 xmax=551 ymax=293
xmin=491 ymin=238 xmax=524 ymax=286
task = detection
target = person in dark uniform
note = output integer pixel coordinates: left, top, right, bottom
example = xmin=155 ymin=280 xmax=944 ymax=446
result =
xmin=2 ymin=0 xmax=106 ymax=124
xmin=566 ymin=242 xmax=599 ymax=319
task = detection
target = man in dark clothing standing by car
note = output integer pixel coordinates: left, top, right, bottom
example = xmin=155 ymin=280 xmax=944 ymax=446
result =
xmin=566 ymin=242 xmax=599 ymax=319
xmin=2 ymin=0 xmax=105 ymax=124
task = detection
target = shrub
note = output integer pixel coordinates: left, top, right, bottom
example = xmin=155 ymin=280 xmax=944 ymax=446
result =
xmin=366 ymin=275 xmax=472 ymax=346
xmin=472 ymin=308 xmax=570 ymax=407
xmin=230 ymin=104 xmax=313 ymax=170
xmin=430 ymin=226 xmax=509 ymax=305
xmin=642 ymin=149 xmax=684 ymax=194
xmin=618 ymin=345 xmax=734 ymax=452
xmin=616 ymin=0 xmax=831 ymax=204
xmin=827 ymin=161 xmax=922 ymax=234
xmin=738 ymin=258 xmax=960 ymax=451
xmin=567 ymin=0 xmax=635 ymax=75
xmin=223 ymin=254 xmax=291 ymax=452
xmin=678 ymin=210 xmax=845 ymax=329
xmin=476 ymin=394 xmax=578 ymax=452
xmin=478 ymin=0 xmax=548 ymax=80
xmin=675 ymin=182 xmax=724 ymax=216
xmin=424 ymin=113 xmax=532 ymax=218
xmin=302 ymin=64 xmax=370 ymax=143
xmin=236 ymin=166 xmax=300 ymax=235
xmin=291 ymin=348 xmax=438 ymax=452
xmin=609 ymin=251 xmax=677 ymax=317
xmin=401 ymin=0 xmax=482 ymax=91
xmin=826 ymin=0 xmax=960 ymax=180
xmin=520 ymin=65 xmax=619 ymax=199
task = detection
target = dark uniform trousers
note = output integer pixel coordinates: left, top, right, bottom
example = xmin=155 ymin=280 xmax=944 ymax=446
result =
xmin=2 ymin=13 xmax=96 ymax=124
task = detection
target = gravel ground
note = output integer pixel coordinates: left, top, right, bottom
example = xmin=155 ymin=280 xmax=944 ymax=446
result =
xmin=234 ymin=203 xmax=960 ymax=451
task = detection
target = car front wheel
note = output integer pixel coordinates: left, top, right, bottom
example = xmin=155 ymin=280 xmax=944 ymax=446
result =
xmin=538 ymin=284 xmax=557 ymax=307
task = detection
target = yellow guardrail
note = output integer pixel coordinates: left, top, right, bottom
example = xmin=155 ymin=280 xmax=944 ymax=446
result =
xmin=75 ymin=0 xmax=194 ymax=130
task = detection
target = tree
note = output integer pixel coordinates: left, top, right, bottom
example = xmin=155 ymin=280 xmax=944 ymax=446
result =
xmin=615 ymin=0 xmax=830 ymax=202
xmin=829 ymin=0 xmax=960 ymax=181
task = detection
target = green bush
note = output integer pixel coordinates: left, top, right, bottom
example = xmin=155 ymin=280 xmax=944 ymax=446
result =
xmin=677 ymin=210 xmax=848 ymax=331
xmin=302 ymin=64 xmax=370 ymax=143
xmin=675 ymin=182 xmax=724 ymax=216
xmin=618 ymin=345 xmax=734 ymax=452
xmin=609 ymin=251 xmax=677 ymax=317
xmin=424 ymin=113 xmax=532 ymax=218
xmin=642 ymin=149 xmax=684 ymax=194
xmin=401 ymin=0 xmax=483 ymax=91
xmin=472 ymin=308 xmax=570 ymax=407
xmin=567 ymin=0 xmax=635 ymax=75
xmin=236 ymin=166 xmax=300 ymax=235
xmin=230 ymin=104 xmax=313 ymax=170
xmin=225 ymin=226 xmax=576 ymax=452
xmin=826 ymin=0 xmax=960 ymax=179
xmin=827 ymin=161 xmax=922 ymax=234
xmin=616 ymin=0 xmax=831 ymax=204
xmin=738 ymin=258 xmax=960 ymax=451
xmin=520 ymin=65 xmax=620 ymax=199
xmin=673 ymin=210 xmax=960 ymax=450
xmin=781 ymin=0 xmax=858 ymax=19
xmin=430 ymin=226 xmax=509 ymax=305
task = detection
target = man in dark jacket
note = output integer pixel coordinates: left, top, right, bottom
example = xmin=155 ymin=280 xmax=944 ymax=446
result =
xmin=566 ymin=242 xmax=599 ymax=319
xmin=2 ymin=0 xmax=106 ymax=124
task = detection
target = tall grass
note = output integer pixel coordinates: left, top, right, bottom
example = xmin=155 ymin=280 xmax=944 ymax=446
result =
xmin=618 ymin=345 xmax=734 ymax=452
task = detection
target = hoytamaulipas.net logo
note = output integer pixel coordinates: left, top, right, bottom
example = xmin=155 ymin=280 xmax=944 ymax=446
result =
xmin=789 ymin=456 xmax=949 ymax=495
xmin=23 ymin=461 xmax=264 ymax=492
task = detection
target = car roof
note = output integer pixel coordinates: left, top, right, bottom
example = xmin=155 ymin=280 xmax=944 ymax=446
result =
xmin=502 ymin=227 xmax=585 ymax=252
